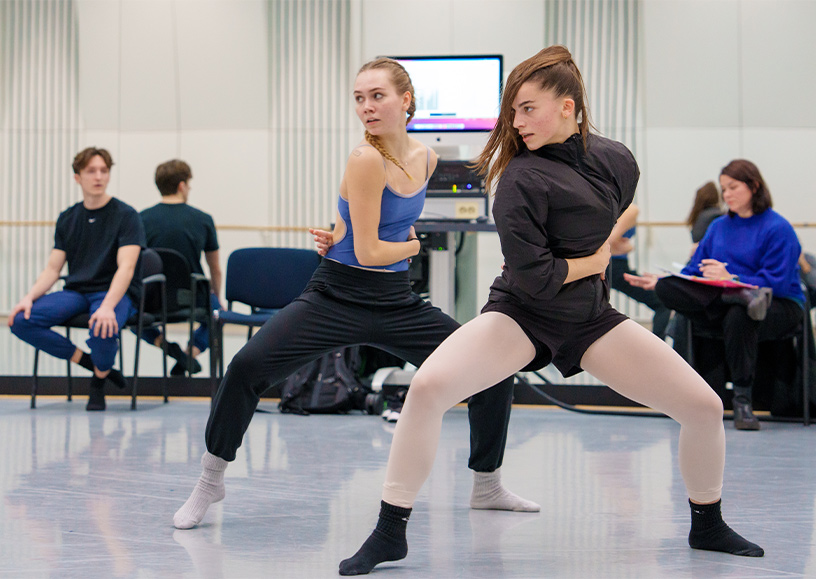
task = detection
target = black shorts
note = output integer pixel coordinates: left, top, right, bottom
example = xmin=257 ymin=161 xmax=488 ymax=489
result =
xmin=481 ymin=299 xmax=628 ymax=377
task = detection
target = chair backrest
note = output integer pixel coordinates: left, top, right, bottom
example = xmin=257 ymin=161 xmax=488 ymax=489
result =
xmin=225 ymin=247 xmax=321 ymax=310
xmin=140 ymin=248 xmax=165 ymax=313
xmin=152 ymin=247 xmax=198 ymax=312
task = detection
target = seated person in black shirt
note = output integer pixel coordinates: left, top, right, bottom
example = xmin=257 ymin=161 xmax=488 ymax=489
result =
xmin=139 ymin=159 xmax=223 ymax=375
xmin=8 ymin=147 xmax=145 ymax=411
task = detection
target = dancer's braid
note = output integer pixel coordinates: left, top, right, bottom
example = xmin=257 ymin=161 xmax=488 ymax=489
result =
xmin=365 ymin=131 xmax=414 ymax=181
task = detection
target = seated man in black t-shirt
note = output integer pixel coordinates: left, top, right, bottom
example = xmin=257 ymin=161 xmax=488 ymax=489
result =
xmin=8 ymin=147 xmax=145 ymax=411
xmin=139 ymin=159 xmax=223 ymax=376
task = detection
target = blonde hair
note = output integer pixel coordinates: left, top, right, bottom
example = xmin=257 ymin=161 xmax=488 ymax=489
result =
xmin=358 ymin=58 xmax=416 ymax=180
xmin=473 ymin=46 xmax=593 ymax=192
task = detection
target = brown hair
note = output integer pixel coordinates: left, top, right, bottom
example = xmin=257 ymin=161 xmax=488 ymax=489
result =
xmin=473 ymin=46 xmax=593 ymax=191
xmin=155 ymin=159 xmax=193 ymax=196
xmin=686 ymin=181 xmax=721 ymax=227
xmin=720 ymin=159 xmax=772 ymax=216
xmin=72 ymin=147 xmax=113 ymax=174
xmin=357 ymin=57 xmax=416 ymax=180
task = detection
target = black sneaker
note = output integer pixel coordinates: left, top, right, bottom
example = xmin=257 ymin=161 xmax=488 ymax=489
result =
xmin=170 ymin=358 xmax=202 ymax=376
xmin=721 ymin=288 xmax=773 ymax=321
xmin=733 ymin=400 xmax=760 ymax=430
xmin=86 ymin=379 xmax=106 ymax=411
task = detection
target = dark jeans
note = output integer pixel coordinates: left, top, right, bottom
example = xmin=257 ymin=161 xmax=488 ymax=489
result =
xmin=206 ymin=259 xmax=513 ymax=472
xmin=655 ymin=277 xmax=803 ymax=388
xmin=609 ymin=257 xmax=671 ymax=339
xmin=10 ymin=289 xmax=135 ymax=371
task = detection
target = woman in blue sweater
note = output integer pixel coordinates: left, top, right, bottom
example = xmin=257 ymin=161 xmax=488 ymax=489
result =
xmin=628 ymin=159 xmax=804 ymax=430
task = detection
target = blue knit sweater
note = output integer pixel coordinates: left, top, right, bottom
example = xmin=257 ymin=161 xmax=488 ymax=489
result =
xmin=683 ymin=209 xmax=803 ymax=302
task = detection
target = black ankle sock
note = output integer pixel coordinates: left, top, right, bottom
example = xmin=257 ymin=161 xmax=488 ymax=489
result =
xmin=164 ymin=341 xmax=201 ymax=376
xmin=688 ymin=499 xmax=764 ymax=557
xmin=164 ymin=341 xmax=185 ymax=361
xmin=78 ymin=352 xmax=94 ymax=371
xmin=339 ymin=501 xmax=412 ymax=576
xmin=79 ymin=352 xmax=126 ymax=389
xmin=105 ymin=368 xmax=128 ymax=390
xmin=86 ymin=375 xmax=106 ymax=411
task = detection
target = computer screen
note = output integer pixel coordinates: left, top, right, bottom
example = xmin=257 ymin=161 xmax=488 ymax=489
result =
xmin=390 ymin=55 xmax=503 ymax=132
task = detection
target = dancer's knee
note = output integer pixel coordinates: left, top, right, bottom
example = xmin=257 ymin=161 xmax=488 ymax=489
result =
xmin=686 ymin=386 xmax=724 ymax=427
xmin=9 ymin=314 xmax=27 ymax=337
xmin=407 ymin=368 xmax=451 ymax=414
xmin=226 ymin=347 xmax=265 ymax=384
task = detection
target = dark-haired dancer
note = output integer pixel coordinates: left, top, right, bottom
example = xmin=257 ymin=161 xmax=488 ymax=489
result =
xmin=340 ymin=46 xmax=763 ymax=576
xmin=172 ymin=57 xmax=538 ymax=531
xmin=627 ymin=160 xmax=804 ymax=430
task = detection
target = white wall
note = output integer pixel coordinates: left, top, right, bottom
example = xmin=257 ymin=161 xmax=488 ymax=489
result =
xmin=75 ymin=0 xmax=273 ymax=274
xmin=639 ymin=0 xmax=816 ymax=270
xmin=4 ymin=0 xmax=816 ymax=374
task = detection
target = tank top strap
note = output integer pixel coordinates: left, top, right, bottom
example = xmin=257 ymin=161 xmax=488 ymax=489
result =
xmin=359 ymin=143 xmax=387 ymax=170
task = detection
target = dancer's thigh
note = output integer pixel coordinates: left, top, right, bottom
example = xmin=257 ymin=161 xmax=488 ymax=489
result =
xmin=580 ymin=319 xmax=721 ymax=423
xmin=410 ymin=312 xmax=536 ymax=411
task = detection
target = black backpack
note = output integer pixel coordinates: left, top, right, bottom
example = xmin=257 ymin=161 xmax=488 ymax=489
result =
xmin=278 ymin=347 xmax=369 ymax=415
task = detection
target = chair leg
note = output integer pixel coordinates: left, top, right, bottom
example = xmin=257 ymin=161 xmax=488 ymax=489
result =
xmin=218 ymin=323 xmax=225 ymax=381
xmin=188 ymin=313 xmax=196 ymax=377
xmin=803 ymin=320 xmax=810 ymax=426
xmin=207 ymin=310 xmax=217 ymax=398
xmin=66 ymin=327 xmax=73 ymax=401
xmin=31 ymin=349 xmax=39 ymax=409
xmin=131 ymin=325 xmax=140 ymax=411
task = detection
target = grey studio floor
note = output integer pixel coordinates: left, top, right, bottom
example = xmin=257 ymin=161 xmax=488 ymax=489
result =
xmin=0 ymin=391 xmax=815 ymax=579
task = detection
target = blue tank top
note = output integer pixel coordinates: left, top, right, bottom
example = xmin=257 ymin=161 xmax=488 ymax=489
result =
xmin=326 ymin=146 xmax=430 ymax=272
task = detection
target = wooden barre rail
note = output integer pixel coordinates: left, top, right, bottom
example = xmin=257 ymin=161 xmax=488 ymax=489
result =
xmin=3 ymin=220 xmax=816 ymax=230
xmin=0 ymin=221 xmax=316 ymax=232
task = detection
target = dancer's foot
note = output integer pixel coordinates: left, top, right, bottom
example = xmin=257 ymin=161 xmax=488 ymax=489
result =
xmin=721 ymin=287 xmax=772 ymax=321
xmin=78 ymin=352 xmax=128 ymax=390
xmin=733 ymin=399 xmax=761 ymax=430
xmin=171 ymin=359 xmax=202 ymax=376
xmin=105 ymin=368 xmax=128 ymax=390
xmin=166 ymin=341 xmax=201 ymax=376
xmin=339 ymin=501 xmax=411 ymax=575
xmin=470 ymin=469 xmax=540 ymax=512
xmin=86 ymin=375 xmax=106 ymax=411
xmin=173 ymin=452 xmax=227 ymax=529
xmin=688 ymin=499 xmax=764 ymax=557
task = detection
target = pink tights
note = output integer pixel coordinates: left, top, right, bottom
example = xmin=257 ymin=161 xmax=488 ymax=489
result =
xmin=382 ymin=315 xmax=724 ymax=507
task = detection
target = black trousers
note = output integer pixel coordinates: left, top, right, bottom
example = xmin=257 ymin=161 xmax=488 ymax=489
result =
xmin=206 ymin=259 xmax=513 ymax=471
xmin=655 ymin=277 xmax=803 ymax=388
xmin=609 ymin=257 xmax=671 ymax=339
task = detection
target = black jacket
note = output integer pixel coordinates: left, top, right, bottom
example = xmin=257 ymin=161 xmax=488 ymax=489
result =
xmin=488 ymin=133 xmax=639 ymax=322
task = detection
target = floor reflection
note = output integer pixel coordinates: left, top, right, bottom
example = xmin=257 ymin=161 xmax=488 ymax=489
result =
xmin=0 ymin=398 xmax=814 ymax=577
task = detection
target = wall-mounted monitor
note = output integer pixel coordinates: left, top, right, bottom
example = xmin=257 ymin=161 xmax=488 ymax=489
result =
xmin=389 ymin=55 xmax=503 ymax=133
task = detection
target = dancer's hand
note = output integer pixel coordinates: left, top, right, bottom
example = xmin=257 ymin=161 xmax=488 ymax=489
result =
xmin=89 ymin=305 xmax=118 ymax=339
xmin=623 ymin=272 xmax=659 ymax=291
xmin=7 ymin=296 xmax=33 ymax=327
xmin=698 ymin=259 xmax=731 ymax=280
xmin=309 ymin=228 xmax=334 ymax=256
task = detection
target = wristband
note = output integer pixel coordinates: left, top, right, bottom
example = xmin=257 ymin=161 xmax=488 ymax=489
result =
xmin=407 ymin=237 xmax=419 ymax=242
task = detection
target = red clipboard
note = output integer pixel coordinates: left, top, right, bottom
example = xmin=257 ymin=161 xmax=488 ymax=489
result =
xmin=658 ymin=269 xmax=757 ymax=289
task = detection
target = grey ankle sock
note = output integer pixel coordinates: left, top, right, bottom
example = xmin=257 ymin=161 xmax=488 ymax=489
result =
xmin=174 ymin=452 xmax=228 ymax=529
xmin=470 ymin=468 xmax=540 ymax=512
